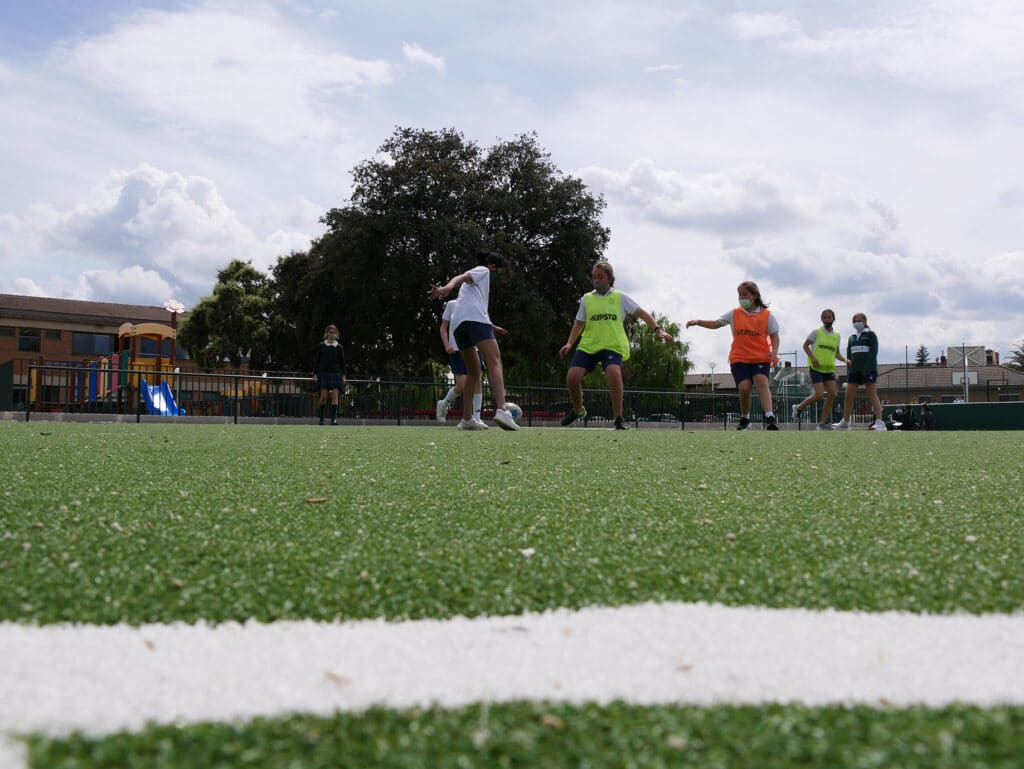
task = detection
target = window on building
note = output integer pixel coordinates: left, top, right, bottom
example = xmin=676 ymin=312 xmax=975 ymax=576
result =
xmin=18 ymin=328 xmax=41 ymax=352
xmin=45 ymin=330 xmax=62 ymax=341
xmin=0 ymin=326 xmax=15 ymax=337
xmin=72 ymin=332 xmax=118 ymax=357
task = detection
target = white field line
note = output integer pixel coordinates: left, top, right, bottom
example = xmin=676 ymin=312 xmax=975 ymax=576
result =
xmin=2 ymin=601 xmax=1023 ymax=758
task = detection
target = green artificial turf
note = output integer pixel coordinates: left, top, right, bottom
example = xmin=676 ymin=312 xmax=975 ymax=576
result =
xmin=1 ymin=422 xmax=1022 ymax=624
xmin=24 ymin=701 xmax=1024 ymax=769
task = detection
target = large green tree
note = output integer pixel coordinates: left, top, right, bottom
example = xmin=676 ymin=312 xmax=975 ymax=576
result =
xmin=178 ymin=260 xmax=273 ymax=369
xmin=271 ymin=128 xmax=611 ymax=378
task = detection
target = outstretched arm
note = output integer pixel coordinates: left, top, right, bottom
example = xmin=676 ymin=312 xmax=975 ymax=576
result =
xmin=686 ymin=319 xmax=726 ymax=330
xmin=635 ymin=308 xmax=675 ymax=342
xmin=428 ymin=271 xmax=472 ymax=301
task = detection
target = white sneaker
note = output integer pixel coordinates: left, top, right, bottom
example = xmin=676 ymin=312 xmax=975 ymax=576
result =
xmin=493 ymin=408 xmax=520 ymax=431
xmin=791 ymin=404 xmax=802 ymax=419
xmin=870 ymin=419 xmax=888 ymax=431
xmin=436 ymin=399 xmax=450 ymax=422
xmin=457 ymin=418 xmax=487 ymax=431
xmin=816 ymin=422 xmax=834 ymax=430
xmin=833 ymin=420 xmax=850 ymax=430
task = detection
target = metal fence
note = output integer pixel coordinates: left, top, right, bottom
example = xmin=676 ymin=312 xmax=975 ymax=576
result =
xmin=15 ymin=361 xmax=760 ymax=428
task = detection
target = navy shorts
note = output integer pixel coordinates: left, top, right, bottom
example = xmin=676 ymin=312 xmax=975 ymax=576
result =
xmin=453 ymin=321 xmax=495 ymax=349
xmin=847 ymin=370 xmax=878 ymax=385
xmin=569 ymin=349 xmax=623 ymax=372
xmin=730 ymin=361 xmax=770 ymax=384
xmin=449 ymin=350 xmax=486 ymax=375
xmin=317 ymin=372 xmax=345 ymax=390
xmin=809 ymin=369 xmax=837 ymax=384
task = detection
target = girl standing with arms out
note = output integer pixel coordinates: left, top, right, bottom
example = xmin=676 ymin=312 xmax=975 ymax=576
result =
xmin=427 ymin=250 xmax=518 ymax=431
xmin=687 ymin=281 xmax=781 ymax=430
xmin=559 ymin=260 xmax=674 ymax=430
xmin=835 ymin=312 xmax=887 ymax=431
xmin=315 ymin=324 xmax=346 ymax=425
xmin=435 ymin=297 xmax=506 ymax=429
xmin=793 ymin=308 xmax=850 ymax=429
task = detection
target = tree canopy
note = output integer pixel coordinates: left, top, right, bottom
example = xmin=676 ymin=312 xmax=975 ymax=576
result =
xmin=177 ymin=260 xmax=273 ymax=369
xmin=270 ymin=127 xmax=611 ymax=378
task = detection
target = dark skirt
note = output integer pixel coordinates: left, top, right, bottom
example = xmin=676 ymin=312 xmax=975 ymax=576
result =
xmin=317 ymin=372 xmax=345 ymax=390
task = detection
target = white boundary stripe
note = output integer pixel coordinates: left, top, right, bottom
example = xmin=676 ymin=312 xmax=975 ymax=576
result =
xmin=3 ymin=601 xmax=1023 ymax=742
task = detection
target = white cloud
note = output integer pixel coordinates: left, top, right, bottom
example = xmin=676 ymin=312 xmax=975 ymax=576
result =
xmin=54 ymin=4 xmax=392 ymax=146
xmin=75 ymin=266 xmax=176 ymax=306
xmin=725 ymin=13 xmax=802 ymax=42
xmin=0 ymin=164 xmax=313 ymax=305
xmin=727 ymin=1 xmax=1024 ymax=100
xmin=402 ymin=42 xmax=445 ymax=75
xmin=580 ymin=160 xmax=807 ymax=234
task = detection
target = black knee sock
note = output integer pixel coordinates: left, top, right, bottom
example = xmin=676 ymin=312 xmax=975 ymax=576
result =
xmin=330 ymin=405 xmax=338 ymax=420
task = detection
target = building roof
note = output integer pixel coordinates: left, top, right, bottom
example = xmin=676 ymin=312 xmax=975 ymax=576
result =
xmin=0 ymin=293 xmax=184 ymax=327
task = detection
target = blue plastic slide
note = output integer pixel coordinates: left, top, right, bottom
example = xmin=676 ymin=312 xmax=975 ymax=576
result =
xmin=140 ymin=378 xmax=186 ymax=416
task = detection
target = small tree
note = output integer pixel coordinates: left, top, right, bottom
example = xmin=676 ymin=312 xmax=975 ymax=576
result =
xmin=1008 ymin=340 xmax=1024 ymax=373
xmin=177 ymin=260 xmax=273 ymax=369
xmin=914 ymin=344 xmax=930 ymax=367
xmin=621 ymin=313 xmax=691 ymax=389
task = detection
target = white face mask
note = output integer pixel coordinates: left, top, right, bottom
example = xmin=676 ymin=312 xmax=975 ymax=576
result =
xmin=853 ymin=322 xmax=866 ymax=332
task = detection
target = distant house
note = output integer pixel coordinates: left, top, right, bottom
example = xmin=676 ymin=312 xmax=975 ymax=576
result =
xmin=0 ymin=293 xmax=192 ymax=409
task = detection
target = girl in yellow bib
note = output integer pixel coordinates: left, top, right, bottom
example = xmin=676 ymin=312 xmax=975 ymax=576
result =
xmin=559 ymin=261 xmax=674 ymax=430
xmin=687 ymin=281 xmax=780 ymax=430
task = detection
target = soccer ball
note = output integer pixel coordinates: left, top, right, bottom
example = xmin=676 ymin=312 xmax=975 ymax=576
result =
xmin=504 ymin=401 xmax=523 ymax=424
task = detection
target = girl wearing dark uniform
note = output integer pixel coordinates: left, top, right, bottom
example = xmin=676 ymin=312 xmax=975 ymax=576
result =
xmin=315 ymin=324 xmax=346 ymax=425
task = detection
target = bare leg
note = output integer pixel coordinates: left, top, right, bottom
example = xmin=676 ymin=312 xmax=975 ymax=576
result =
xmin=820 ymin=381 xmax=838 ymax=422
xmin=566 ymin=366 xmax=586 ymax=414
xmin=738 ymin=378 xmax=753 ymax=415
xmin=841 ymin=384 xmax=858 ymax=421
xmin=475 ymin=338 xmax=506 ymax=407
xmin=865 ymin=382 xmax=883 ymax=420
xmin=797 ymin=382 xmax=825 ymax=412
xmin=752 ymin=373 xmax=773 ymax=413
xmin=460 ymin=348 xmax=482 ymax=419
xmin=605 ymin=364 xmax=624 ymax=418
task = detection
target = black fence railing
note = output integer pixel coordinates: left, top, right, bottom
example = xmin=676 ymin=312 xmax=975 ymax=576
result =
xmin=14 ymin=362 xmax=756 ymax=428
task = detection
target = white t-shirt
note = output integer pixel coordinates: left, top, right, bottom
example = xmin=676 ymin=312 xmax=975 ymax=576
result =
xmin=574 ymin=290 xmax=640 ymax=322
xmin=442 ymin=299 xmax=458 ymax=349
xmin=717 ymin=307 xmax=780 ymax=334
xmin=450 ymin=265 xmax=492 ymax=329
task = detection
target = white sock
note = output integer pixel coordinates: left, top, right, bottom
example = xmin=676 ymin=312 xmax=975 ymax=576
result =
xmin=472 ymin=392 xmax=483 ymax=419
xmin=443 ymin=387 xmax=458 ymax=404
xmin=765 ymin=411 xmax=775 ymax=418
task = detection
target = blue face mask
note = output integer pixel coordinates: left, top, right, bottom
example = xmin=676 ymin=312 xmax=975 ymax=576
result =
xmin=853 ymin=322 xmax=866 ymax=332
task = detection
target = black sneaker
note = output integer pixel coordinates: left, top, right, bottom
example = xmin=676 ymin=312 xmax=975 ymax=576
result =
xmin=765 ymin=415 xmax=779 ymax=431
xmin=318 ymin=417 xmax=325 ymax=425
xmin=736 ymin=417 xmax=750 ymax=431
xmin=330 ymin=419 xmax=338 ymax=426
xmin=560 ymin=408 xmax=586 ymax=426
xmin=614 ymin=416 xmax=629 ymax=430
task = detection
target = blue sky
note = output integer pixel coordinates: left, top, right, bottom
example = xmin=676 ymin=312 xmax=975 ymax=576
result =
xmin=1 ymin=0 xmax=1022 ymax=370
